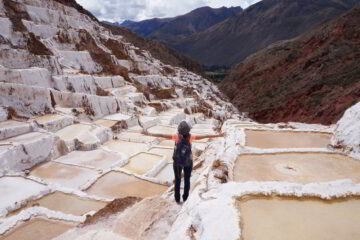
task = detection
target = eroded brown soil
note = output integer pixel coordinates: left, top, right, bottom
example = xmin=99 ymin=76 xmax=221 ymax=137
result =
xmin=82 ymin=197 xmax=141 ymax=226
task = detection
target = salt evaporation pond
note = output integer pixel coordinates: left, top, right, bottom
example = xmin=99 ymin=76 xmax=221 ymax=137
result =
xmin=86 ymin=171 xmax=168 ymax=199
xmin=237 ymin=196 xmax=360 ymax=240
xmin=245 ymin=129 xmax=332 ymax=148
xmin=234 ymin=153 xmax=360 ymax=183
xmin=1 ymin=218 xmax=75 ymax=240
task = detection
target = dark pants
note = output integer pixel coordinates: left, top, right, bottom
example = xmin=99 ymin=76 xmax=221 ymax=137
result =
xmin=173 ymin=164 xmax=192 ymax=202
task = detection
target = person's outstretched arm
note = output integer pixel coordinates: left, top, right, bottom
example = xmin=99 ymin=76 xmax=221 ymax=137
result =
xmin=142 ymin=129 xmax=173 ymax=139
xmin=194 ymin=133 xmax=225 ymax=141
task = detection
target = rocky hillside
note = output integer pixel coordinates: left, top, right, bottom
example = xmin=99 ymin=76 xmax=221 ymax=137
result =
xmin=219 ymin=4 xmax=360 ymax=125
xmin=121 ymin=6 xmax=242 ymax=41
xmin=169 ymin=0 xmax=359 ymax=66
xmin=102 ymin=22 xmax=203 ymax=74
xmin=0 ymin=0 xmax=237 ymax=124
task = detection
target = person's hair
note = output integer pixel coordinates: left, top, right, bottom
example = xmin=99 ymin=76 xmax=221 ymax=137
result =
xmin=178 ymin=121 xmax=191 ymax=136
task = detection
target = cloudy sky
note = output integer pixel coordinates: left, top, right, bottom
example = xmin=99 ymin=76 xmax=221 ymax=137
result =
xmin=77 ymin=0 xmax=262 ymax=23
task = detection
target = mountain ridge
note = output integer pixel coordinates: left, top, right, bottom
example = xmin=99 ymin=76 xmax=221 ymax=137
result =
xmin=219 ymin=4 xmax=360 ymax=125
xmin=120 ymin=0 xmax=359 ymax=67
xmin=120 ymin=6 xmax=242 ymax=40
xmin=174 ymin=0 xmax=360 ymax=66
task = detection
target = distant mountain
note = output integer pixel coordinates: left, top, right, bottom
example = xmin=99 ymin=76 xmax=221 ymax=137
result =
xmin=102 ymin=22 xmax=203 ymax=74
xmin=120 ymin=20 xmax=137 ymax=27
xmin=120 ymin=6 xmax=242 ymax=39
xmin=120 ymin=18 xmax=173 ymax=36
xmin=174 ymin=0 xmax=360 ymax=66
xmin=219 ymin=4 xmax=360 ymax=125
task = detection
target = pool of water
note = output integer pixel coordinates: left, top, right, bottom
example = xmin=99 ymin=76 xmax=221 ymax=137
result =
xmin=245 ymin=130 xmax=332 ymax=148
xmin=8 ymin=192 xmax=107 ymax=217
xmin=86 ymin=171 xmax=168 ymax=199
xmin=233 ymin=124 xmax=273 ymax=129
xmin=148 ymin=125 xmax=176 ymax=135
xmin=93 ymin=119 xmax=117 ymax=128
xmin=237 ymin=196 xmax=360 ymax=240
xmin=0 ymin=218 xmax=75 ymax=240
xmin=30 ymin=162 xmax=98 ymax=189
xmin=104 ymin=140 xmax=148 ymax=157
xmin=148 ymin=147 xmax=174 ymax=163
xmin=122 ymin=152 xmax=164 ymax=175
xmin=158 ymin=140 xmax=175 ymax=147
xmin=234 ymin=153 xmax=360 ymax=184
xmin=116 ymin=132 xmax=156 ymax=143
xmin=55 ymin=149 xmax=121 ymax=169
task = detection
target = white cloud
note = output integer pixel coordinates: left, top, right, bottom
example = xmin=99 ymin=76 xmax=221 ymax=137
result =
xmin=76 ymin=0 xmax=262 ymax=23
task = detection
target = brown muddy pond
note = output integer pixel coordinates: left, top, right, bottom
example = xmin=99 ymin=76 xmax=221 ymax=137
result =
xmin=245 ymin=130 xmax=332 ymax=148
xmin=234 ymin=153 xmax=360 ymax=184
xmin=237 ymin=196 xmax=360 ymax=240
xmin=0 ymin=218 xmax=75 ymax=240
xmin=86 ymin=171 xmax=168 ymax=199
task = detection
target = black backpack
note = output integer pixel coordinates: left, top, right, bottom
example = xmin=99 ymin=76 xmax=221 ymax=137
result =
xmin=173 ymin=135 xmax=193 ymax=167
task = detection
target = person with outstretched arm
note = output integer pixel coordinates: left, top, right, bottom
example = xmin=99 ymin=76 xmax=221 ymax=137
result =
xmin=142 ymin=121 xmax=224 ymax=203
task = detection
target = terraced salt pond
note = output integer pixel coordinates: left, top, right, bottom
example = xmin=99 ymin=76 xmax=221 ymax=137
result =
xmin=237 ymin=196 xmax=360 ymax=240
xmin=232 ymin=123 xmax=272 ymax=129
xmin=147 ymin=125 xmax=176 ymax=135
xmin=116 ymin=132 xmax=157 ymax=143
xmin=0 ymin=132 xmax=50 ymax=144
xmin=148 ymin=147 xmax=174 ymax=163
xmin=122 ymin=152 xmax=164 ymax=175
xmin=86 ymin=171 xmax=168 ymax=199
xmin=0 ymin=120 xmax=31 ymax=139
xmin=55 ymin=149 xmax=122 ymax=169
xmin=93 ymin=119 xmax=118 ymax=128
xmin=234 ymin=153 xmax=360 ymax=183
xmin=104 ymin=140 xmax=148 ymax=156
xmin=0 ymin=218 xmax=75 ymax=240
xmin=9 ymin=192 xmax=107 ymax=217
xmin=155 ymin=164 xmax=174 ymax=182
xmin=245 ymin=129 xmax=332 ymax=148
xmin=0 ymin=177 xmax=47 ymax=213
xmin=30 ymin=162 xmax=98 ymax=189
xmin=55 ymin=124 xmax=92 ymax=141
xmin=159 ymin=140 xmax=175 ymax=147
xmin=33 ymin=114 xmax=73 ymax=132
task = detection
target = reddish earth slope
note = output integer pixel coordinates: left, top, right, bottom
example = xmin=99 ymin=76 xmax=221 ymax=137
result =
xmin=219 ymin=5 xmax=360 ymax=125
